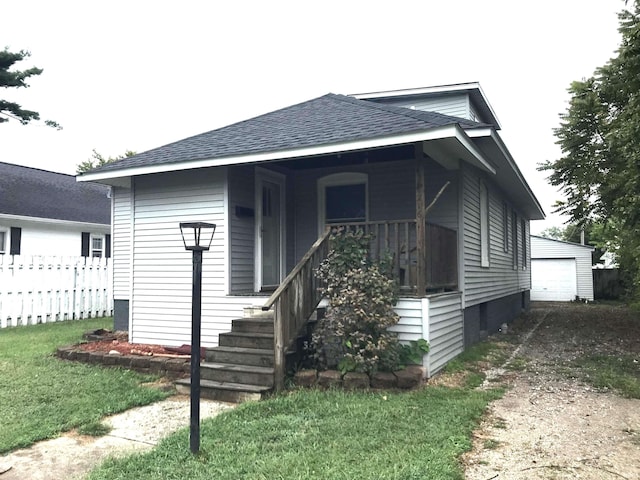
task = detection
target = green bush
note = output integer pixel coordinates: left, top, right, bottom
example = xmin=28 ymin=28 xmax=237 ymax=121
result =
xmin=311 ymin=228 xmax=402 ymax=374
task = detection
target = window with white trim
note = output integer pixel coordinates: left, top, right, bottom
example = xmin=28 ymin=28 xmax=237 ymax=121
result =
xmin=479 ymin=181 xmax=489 ymax=267
xmin=317 ymin=172 xmax=368 ymax=233
xmin=512 ymin=211 xmax=519 ymax=269
xmin=0 ymin=229 xmax=6 ymax=254
xmin=503 ymin=202 xmax=509 ymax=253
xmin=521 ymin=218 xmax=527 ymax=269
xmin=91 ymin=234 xmax=104 ymax=258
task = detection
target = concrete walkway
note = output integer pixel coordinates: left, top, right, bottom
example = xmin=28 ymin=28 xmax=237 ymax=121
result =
xmin=0 ymin=396 xmax=233 ymax=480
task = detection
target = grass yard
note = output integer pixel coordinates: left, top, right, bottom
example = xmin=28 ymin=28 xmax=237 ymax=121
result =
xmin=88 ymin=335 xmax=515 ymax=480
xmin=0 ymin=318 xmax=169 ymax=454
xmin=88 ymin=387 xmax=502 ymax=480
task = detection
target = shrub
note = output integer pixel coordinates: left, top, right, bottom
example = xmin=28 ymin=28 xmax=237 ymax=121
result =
xmin=311 ymin=228 xmax=401 ymax=374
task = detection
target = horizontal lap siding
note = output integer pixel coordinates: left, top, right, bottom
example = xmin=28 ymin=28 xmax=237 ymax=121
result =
xmin=390 ymin=298 xmax=424 ymax=342
xmin=131 ymin=168 xmax=255 ymax=347
xmin=228 ymin=166 xmax=255 ymax=293
xmin=427 ymin=293 xmax=463 ymax=374
xmin=463 ymin=165 xmax=530 ymax=307
xmin=531 ymin=236 xmax=594 ymax=300
xmin=113 ymin=187 xmax=131 ymax=299
xmin=377 ymin=94 xmax=471 ymax=120
xmin=391 ymin=294 xmax=464 ymax=376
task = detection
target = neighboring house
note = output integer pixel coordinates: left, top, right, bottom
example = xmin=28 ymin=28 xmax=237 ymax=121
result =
xmin=0 ymin=162 xmax=111 ymax=257
xmin=531 ymin=235 xmax=594 ymax=301
xmin=79 ymin=82 xmax=544 ymax=397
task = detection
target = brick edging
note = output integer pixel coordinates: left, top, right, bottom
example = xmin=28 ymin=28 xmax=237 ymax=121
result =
xmin=55 ymin=346 xmax=190 ymax=379
xmin=293 ymin=365 xmax=425 ymax=390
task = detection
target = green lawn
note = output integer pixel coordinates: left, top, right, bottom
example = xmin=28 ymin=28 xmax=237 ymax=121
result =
xmin=87 ymin=381 xmax=503 ymax=480
xmin=0 ymin=318 xmax=169 ymax=453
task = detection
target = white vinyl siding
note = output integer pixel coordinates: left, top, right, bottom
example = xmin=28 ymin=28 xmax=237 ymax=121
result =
xmin=427 ymin=293 xmax=464 ymax=375
xmin=131 ymin=168 xmax=236 ymax=346
xmin=390 ymin=292 xmax=463 ymax=377
xmin=228 ymin=166 xmax=255 ymax=293
xmin=531 ymin=236 xmax=594 ymax=301
xmin=462 ymin=164 xmax=530 ymax=307
xmin=376 ymin=94 xmax=471 ymax=120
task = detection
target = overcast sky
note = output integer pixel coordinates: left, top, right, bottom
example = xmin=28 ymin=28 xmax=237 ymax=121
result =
xmin=2 ymin=0 xmax=625 ymax=233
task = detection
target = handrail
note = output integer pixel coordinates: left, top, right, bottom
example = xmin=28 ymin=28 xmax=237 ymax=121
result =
xmin=263 ymin=228 xmax=331 ymax=391
xmin=262 ymin=228 xmax=331 ymax=311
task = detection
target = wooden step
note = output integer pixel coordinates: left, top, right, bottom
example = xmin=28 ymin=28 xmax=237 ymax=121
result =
xmin=175 ymin=378 xmax=270 ymax=403
xmin=231 ymin=318 xmax=274 ymax=334
xmin=200 ymin=362 xmax=274 ymax=387
xmin=243 ymin=307 xmax=274 ymax=319
xmin=218 ymin=332 xmax=273 ymax=349
xmin=206 ymin=346 xmax=274 ymax=367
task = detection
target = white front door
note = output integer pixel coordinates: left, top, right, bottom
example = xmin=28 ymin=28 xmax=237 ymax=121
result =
xmin=256 ymin=171 xmax=285 ymax=290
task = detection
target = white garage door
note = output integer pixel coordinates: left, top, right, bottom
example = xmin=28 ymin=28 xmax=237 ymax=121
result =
xmin=531 ymin=258 xmax=577 ymax=301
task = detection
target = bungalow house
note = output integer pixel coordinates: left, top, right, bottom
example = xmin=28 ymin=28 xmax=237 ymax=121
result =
xmin=0 ymin=162 xmax=111 ymax=258
xmin=79 ymin=82 xmax=544 ymax=399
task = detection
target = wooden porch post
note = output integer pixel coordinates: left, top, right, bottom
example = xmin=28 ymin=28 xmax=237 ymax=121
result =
xmin=415 ymin=143 xmax=426 ymax=296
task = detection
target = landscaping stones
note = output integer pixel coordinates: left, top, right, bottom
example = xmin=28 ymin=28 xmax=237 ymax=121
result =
xmin=56 ymin=344 xmax=425 ymax=391
xmin=296 ymin=367 xmax=424 ymax=391
xmin=371 ymin=371 xmax=398 ymax=389
xmin=343 ymin=372 xmax=370 ymax=390
xmin=317 ymin=370 xmax=342 ymax=388
xmin=55 ymin=346 xmax=189 ymax=380
xmin=293 ymin=369 xmax=317 ymax=387
xmin=395 ymin=365 xmax=424 ymax=389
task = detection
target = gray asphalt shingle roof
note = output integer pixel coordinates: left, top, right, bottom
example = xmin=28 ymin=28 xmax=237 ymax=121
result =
xmin=88 ymin=93 xmax=487 ymax=174
xmin=0 ymin=163 xmax=111 ymax=224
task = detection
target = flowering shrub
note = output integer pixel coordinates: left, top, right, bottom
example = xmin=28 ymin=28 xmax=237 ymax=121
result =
xmin=311 ymin=229 xmax=401 ymax=374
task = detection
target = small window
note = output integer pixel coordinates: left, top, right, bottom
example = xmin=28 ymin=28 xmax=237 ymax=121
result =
xmin=479 ymin=181 xmax=489 ymax=267
xmin=325 ymin=184 xmax=366 ymax=224
xmin=521 ymin=219 xmax=527 ymax=269
xmin=512 ymin=211 xmax=518 ymax=269
xmin=503 ymin=203 xmax=509 ymax=253
xmin=91 ymin=235 xmax=104 ymax=258
xmin=317 ymin=172 xmax=368 ymax=233
xmin=0 ymin=230 xmax=6 ymax=254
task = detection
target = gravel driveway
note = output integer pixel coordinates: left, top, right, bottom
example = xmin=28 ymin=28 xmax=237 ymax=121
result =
xmin=464 ymin=303 xmax=640 ymax=480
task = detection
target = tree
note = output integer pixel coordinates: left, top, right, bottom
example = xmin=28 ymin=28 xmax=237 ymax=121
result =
xmin=538 ymin=226 xmax=566 ymax=240
xmin=0 ymin=48 xmax=59 ymax=128
xmin=538 ymin=0 xmax=640 ymax=298
xmin=77 ymin=149 xmax=136 ymax=174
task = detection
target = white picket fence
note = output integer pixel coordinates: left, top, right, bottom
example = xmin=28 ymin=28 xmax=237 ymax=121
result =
xmin=0 ymin=255 xmax=113 ymax=328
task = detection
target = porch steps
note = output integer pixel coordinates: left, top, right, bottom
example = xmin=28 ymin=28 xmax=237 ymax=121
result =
xmin=176 ymin=315 xmax=276 ymax=403
xmin=206 ymin=346 xmax=274 ymax=367
xmin=218 ymin=331 xmax=274 ymax=349
xmin=175 ymin=307 xmax=323 ymax=403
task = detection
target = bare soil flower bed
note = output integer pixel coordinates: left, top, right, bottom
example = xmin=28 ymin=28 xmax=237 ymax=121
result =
xmin=77 ymin=332 xmax=187 ymax=357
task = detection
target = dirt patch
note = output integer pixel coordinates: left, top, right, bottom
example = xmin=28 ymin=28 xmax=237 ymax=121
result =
xmin=464 ymin=303 xmax=640 ymax=480
xmin=78 ymin=331 xmax=194 ymax=357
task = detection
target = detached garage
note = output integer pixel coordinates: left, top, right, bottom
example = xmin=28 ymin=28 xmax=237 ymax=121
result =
xmin=530 ymin=236 xmax=594 ymax=301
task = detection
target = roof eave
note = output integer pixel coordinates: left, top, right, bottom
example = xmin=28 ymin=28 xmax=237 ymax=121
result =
xmin=0 ymin=213 xmax=110 ymax=229
xmin=466 ymin=128 xmax=545 ymax=220
xmin=78 ymin=125 xmax=488 ymax=184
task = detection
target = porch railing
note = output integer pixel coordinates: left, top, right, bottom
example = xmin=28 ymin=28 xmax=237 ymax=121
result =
xmin=331 ymin=220 xmax=458 ymax=292
xmin=262 ymin=219 xmax=457 ymax=390
xmin=262 ymin=228 xmax=331 ymax=391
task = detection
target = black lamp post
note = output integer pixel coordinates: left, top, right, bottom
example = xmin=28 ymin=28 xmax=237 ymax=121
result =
xmin=179 ymin=221 xmax=216 ymax=454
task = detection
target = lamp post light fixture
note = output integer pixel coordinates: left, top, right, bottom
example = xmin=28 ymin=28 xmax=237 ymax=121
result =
xmin=179 ymin=222 xmax=216 ymax=454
